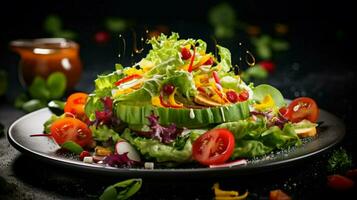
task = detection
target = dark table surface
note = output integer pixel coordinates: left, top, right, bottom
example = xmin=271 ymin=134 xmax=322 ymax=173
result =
xmin=1 ymin=7 xmax=357 ymax=198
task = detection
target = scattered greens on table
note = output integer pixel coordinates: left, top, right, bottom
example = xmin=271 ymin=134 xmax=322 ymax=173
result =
xmin=327 ymin=147 xmax=352 ymax=174
xmin=100 ymin=179 xmax=142 ymax=200
xmin=14 ymin=72 xmax=67 ymax=113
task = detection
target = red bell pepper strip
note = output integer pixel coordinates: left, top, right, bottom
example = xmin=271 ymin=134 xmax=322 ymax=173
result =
xmin=114 ymin=74 xmax=142 ymax=86
xmin=187 ymin=46 xmax=196 ymax=72
xmin=212 ymin=71 xmax=220 ymax=84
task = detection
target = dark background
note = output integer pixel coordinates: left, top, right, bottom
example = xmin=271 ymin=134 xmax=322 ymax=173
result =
xmin=1 ymin=0 xmax=357 ymax=199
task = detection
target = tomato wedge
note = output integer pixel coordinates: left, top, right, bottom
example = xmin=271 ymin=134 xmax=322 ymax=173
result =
xmin=64 ymin=92 xmax=88 ymax=120
xmin=192 ymin=128 xmax=235 ymax=165
xmin=287 ymin=97 xmax=319 ymax=123
xmin=50 ymin=117 xmax=93 ymax=147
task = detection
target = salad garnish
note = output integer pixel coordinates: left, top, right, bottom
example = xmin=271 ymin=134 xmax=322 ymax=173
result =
xmin=35 ymin=33 xmax=320 ymax=168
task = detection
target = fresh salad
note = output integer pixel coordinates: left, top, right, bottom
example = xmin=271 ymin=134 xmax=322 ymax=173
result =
xmin=35 ymin=33 xmax=320 ymax=168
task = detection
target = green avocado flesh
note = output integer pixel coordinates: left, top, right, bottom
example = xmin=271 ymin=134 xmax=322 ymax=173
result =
xmin=114 ymin=101 xmax=250 ymax=128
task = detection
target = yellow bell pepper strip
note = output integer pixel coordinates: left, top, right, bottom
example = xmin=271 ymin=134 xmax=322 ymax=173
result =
xmin=253 ymin=94 xmax=275 ymax=110
xmin=190 ymin=54 xmax=212 ymax=71
xmin=114 ymin=74 xmax=142 ymax=86
xmin=159 ymin=92 xmax=183 ymax=109
xmin=114 ymin=88 xmax=134 ymax=97
xmin=151 ymin=96 xmax=163 ymax=107
xmin=187 ymin=46 xmax=196 ymax=72
xmin=123 ymin=67 xmax=144 ymax=76
xmin=95 ymin=146 xmax=112 ymax=156
xmin=212 ymin=183 xmax=249 ymax=200
xmin=168 ymin=88 xmax=183 ymax=108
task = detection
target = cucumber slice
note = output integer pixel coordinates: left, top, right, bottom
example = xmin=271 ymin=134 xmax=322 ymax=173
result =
xmin=115 ymin=101 xmax=250 ymax=128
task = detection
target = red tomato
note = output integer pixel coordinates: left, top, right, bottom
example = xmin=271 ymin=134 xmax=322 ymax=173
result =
xmin=181 ymin=47 xmax=192 ymax=60
xmin=259 ymin=60 xmax=276 ymax=73
xmin=64 ymin=92 xmax=88 ymax=120
xmin=269 ymin=189 xmax=292 ymax=200
xmin=327 ymin=175 xmax=355 ymax=190
xmin=226 ymin=91 xmax=239 ymax=103
xmin=238 ymin=90 xmax=249 ymax=102
xmin=192 ymin=128 xmax=235 ymax=165
xmin=203 ymin=57 xmax=214 ymax=65
xmin=287 ymin=97 xmax=319 ymax=123
xmin=79 ymin=150 xmax=91 ymax=161
xmin=279 ymin=107 xmax=289 ymax=118
xmin=50 ymin=117 xmax=93 ymax=147
xmin=94 ymin=31 xmax=110 ymax=44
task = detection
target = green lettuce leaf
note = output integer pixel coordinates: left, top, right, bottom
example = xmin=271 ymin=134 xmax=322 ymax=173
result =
xmin=90 ymin=125 xmax=121 ymax=142
xmin=122 ymin=129 xmax=195 ymax=163
xmin=233 ymin=140 xmax=272 ymax=158
xmin=217 ymin=45 xmax=232 ymax=72
xmin=216 ymin=119 xmax=301 ymax=158
xmin=162 ymin=70 xmax=196 ymax=98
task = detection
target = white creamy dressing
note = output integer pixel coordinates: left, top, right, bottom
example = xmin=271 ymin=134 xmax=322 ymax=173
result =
xmin=189 ymin=108 xmax=195 ymax=119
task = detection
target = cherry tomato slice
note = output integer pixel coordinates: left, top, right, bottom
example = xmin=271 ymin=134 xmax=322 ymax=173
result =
xmin=279 ymin=107 xmax=289 ymax=118
xmin=238 ymin=90 xmax=249 ymax=102
xmin=64 ymin=92 xmax=88 ymax=120
xmin=327 ymin=174 xmax=355 ymax=190
xmin=181 ymin=47 xmax=192 ymax=60
xmin=192 ymin=128 xmax=235 ymax=165
xmin=287 ymin=97 xmax=319 ymax=123
xmin=50 ymin=117 xmax=93 ymax=147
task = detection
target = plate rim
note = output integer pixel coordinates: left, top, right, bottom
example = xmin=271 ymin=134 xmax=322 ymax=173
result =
xmin=7 ymin=107 xmax=346 ymax=177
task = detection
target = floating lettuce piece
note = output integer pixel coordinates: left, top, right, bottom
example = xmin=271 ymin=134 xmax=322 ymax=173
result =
xmin=217 ymin=45 xmax=232 ymax=72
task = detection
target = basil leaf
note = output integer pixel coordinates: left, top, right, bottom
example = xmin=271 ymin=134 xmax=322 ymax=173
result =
xmin=61 ymin=141 xmax=83 ymax=154
xmin=100 ymin=179 xmax=142 ymax=200
xmin=47 ymin=72 xmax=67 ymax=99
xmin=29 ymin=76 xmax=50 ymax=100
xmin=105 ymin=17 xmax=127 ymax=33
xmin=14 ymin=93 xmax=29 ymax=108
xmin=44 ymin=15 xmax=62 ymax=33
xmin=22 ymin=99 xmax=47 ymax=113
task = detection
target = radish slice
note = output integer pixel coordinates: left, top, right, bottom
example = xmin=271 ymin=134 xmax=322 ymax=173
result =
xmin=115 ymin=140 xmax=141 ymax=162
xmin=209 ymin=159 xmax=247 ymax=168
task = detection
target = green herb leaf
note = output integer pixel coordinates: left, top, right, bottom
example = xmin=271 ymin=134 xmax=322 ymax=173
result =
xmin=22 ymin=99 xmax=47 ymax=113
xmin=29 ymin=76 xmax=50 ymax=100
xmin=53 ymin=30 xmax=77 ymax=40
xmin=105 ymin=17 xmax=127 ymax=33
xmin=44 ymin=15 xmax=62 ymax=33
xmin=47 ymin=72 xmax=67 ymax=99
xmin=208 ymin=3 xmax=237 ymax=39
xmin=61 ymin=141 xmax=83 ymax=154
xmin=100 ymin=179 xmax=142 ymax=200
xmin=327 ymin=148 xmax=352 ymax=174
xmin=14 ymin=93 xmax=29 ymax=108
